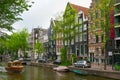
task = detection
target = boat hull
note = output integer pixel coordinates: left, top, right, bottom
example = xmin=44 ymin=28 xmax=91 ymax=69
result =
xmin=53 ymin=66 xmax=69 ymax=72
xmin=5 ymin=66 xmax=23 ymax=73
xmin=73 ymin=69 xmax=88 ymax=75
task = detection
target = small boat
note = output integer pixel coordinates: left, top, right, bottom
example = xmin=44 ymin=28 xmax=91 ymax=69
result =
xmin=53 ymin=66 xmax=69 ymax=72
xmin=73 ymin=69 xmax=88 ymax=75
xmin=5 ymin=60 xmax=24 ymax=73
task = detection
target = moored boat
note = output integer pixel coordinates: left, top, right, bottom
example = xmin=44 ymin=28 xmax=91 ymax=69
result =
xmin=53 ymin=66 xmax=69 ymax=72
xmin=73 ymin=69 xmax=88 ymax=75
xmin=5 ymin=60 xmax=23 ymax=73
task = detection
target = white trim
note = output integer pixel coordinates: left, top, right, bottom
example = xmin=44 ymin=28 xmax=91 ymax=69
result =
xmin=114 ymin=3 xmax=120 ymax=6
xmin=114 ymin=13 xmax=120 ymax=17
xmin=115 ymin=37 xmax=120 ymax=40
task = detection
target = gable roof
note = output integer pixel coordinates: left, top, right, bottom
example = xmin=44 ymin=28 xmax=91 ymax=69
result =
xmin=69 ymin=3 xmax=89 ymax=18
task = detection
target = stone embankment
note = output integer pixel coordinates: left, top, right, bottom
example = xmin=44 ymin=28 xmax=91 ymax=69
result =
xmin=30 ymin=62 xmax=120 ymax=80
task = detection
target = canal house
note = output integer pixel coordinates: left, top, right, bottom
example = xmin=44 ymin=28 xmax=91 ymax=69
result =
xmin=88 ymin=0 xmax=120 ymax=66
xmin=114 ymin=0 xmax=120 ymax=64
xmin=63 ymin=2 xmax=89 ymax=60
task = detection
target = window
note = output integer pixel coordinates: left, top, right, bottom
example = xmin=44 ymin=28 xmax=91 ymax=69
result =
xmin=101 ymin=48 xmax=104 ymax=56
xmin=96 ymin=48 xmax=99 ymax=56
xmin=75 ymin=35 xmax=78 ymax=42
xmin=83 ymin=33 xmax=87 ymax=41
xmin=65 ymin=40 xmax=67 ymax=45
xmin=76 ymin=27 xmax=79 ymax=33
xmin=78 ymin=14 xmax=83 ymax=23
xmin=81 ymin=45 xmax=83 ymax=55
xmin=79 ymin=25 xmax=82 ymax=32
xmin=83 ymin=24 xmax=87 ymax=31
xmin=116 ymin=40 xmax=120 ymax=49
xmin=115 ymin=28 xmax=120 ymax=37
xmin=76 ymin=46 xmax=79 ymax=56
xmin=84 ymin=44 xmax=87 ymax=54
xmin=115 ymin=16 xmax=120 ymax=26
xmin=79 ymin=34 xmax=82 ymax=41
xmin=115 ymin=5 xmax=120 ymax=14
xmin=96 ymin=35 xmax=98 ymax=43
xmin=71 ymin=39 xmax=74 ymax=45
xmin=101 ymin=35 xmax=104 ymax=42
xmin=78 ymin=17 xmax=83 ymax=23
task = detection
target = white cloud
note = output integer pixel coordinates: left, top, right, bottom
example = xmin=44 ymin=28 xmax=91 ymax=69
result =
xmin=13 ymin=0 xmax=92 ymax=33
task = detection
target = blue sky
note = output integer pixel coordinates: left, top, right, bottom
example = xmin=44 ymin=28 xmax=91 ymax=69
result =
xmin=12 ymin=0 xmax=91 ymax=33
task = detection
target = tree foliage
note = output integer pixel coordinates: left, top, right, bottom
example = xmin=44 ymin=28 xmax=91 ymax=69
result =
xmin=35 ymin=39 xmax=45 ymax=57
xmin=89 ymin=0 xmax=115 ymax=70
xmin=54 ymin=3 xmax=78 ymax=53
xmin=89 ymin=0 xmax=115 ymax=44
xmin=6 ymin=28 xmax=29 ymax=55
xmin=60 ymin=47 xmax=67 ymax=63
xmin=0 ymin=0 xmax=33 ymax=31
xmin=0 ymin=37 xmax=7 ymax=54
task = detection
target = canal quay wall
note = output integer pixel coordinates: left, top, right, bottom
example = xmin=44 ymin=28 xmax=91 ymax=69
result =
xmin=30 ymin=62 xmax=120 ymax=80
xmin=30 ymin=62 xmax=58 ymax=69
xmin=68 ymin=66 xmax=120 ymax=80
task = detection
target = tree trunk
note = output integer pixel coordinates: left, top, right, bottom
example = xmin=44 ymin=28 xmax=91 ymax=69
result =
xmin=104 ymin=42 xmax=108 ymax=70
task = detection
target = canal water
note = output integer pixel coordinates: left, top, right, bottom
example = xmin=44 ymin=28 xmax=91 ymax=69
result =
xmin=0 ymin=65 xmax=114 ymax=80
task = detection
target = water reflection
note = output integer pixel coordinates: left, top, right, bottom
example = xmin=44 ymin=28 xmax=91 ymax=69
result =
xmin=0 ymin=65 xmax=113 ymax=80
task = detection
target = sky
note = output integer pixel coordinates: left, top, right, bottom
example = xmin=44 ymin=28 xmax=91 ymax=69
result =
xmin=12 ymin=0 xmax=92 ymax=33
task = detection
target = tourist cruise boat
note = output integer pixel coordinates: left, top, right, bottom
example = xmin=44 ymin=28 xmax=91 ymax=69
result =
xmin=5 ymin=60 xmax=23 ymax=73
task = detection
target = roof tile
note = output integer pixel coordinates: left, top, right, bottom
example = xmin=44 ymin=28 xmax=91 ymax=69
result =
xmin=70 ymin=3 xmax=89 ymax=18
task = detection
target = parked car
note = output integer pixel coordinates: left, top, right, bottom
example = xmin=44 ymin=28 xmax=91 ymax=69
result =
xmin=38 ymin=58 xmax=46 ymax=63
xmin=53 ymin=59 xmax=61 ymax=65
xmin=74 ymin=60 xmax=91 ymax=68
xmin=22 ymin=57 xmax=33 ymax=65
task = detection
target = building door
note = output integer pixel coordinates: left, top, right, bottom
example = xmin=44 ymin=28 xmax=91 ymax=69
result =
xmin=90 ymin=53 xmax=94 ymax=62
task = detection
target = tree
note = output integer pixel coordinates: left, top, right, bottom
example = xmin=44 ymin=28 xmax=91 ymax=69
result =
xmin=6 ymin=28 xmax=29 ymax=59
xmin=60 ymin=47 xmax=67 ymax=63
xmin=89 ymin=0 xmax=115 ymax=70
xmin=0 ymin=0 xmax=33 ymax=32
xmin=35 ymin=39 xmax=45 ymax=58
xmin=0 ymin=36 xmax=7 ymax=55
